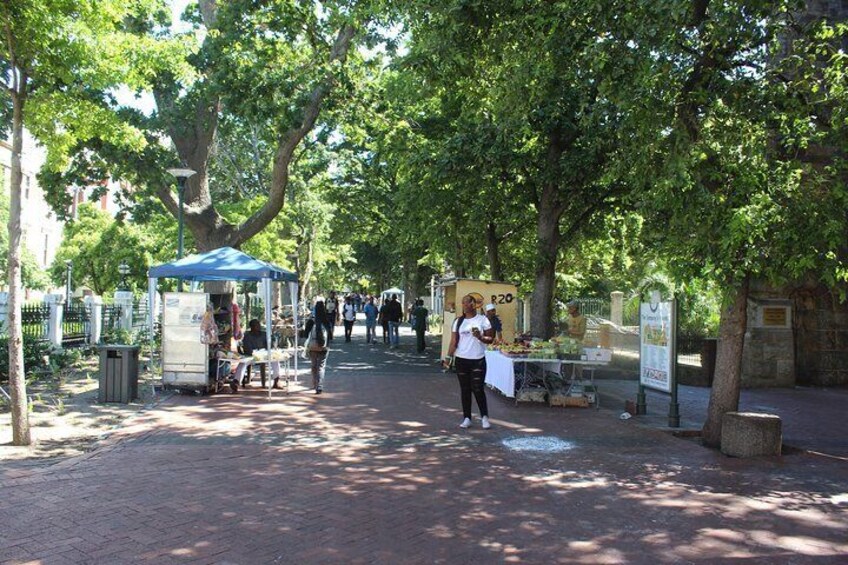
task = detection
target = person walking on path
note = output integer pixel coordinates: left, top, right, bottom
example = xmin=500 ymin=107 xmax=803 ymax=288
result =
xmin=325 ymin=291 xmax=339 ymax=343
xmin=443 ymin=294 xmax=495 ymax=429
xmin=363 ymin=297 xmax=379 ymax=344
xmin=412 ymin=299 xmax=428 ymax=353
xmin=342 ymin=296 xmax=357 ymax=342
xmin=300 ymin=300 xmax=330 ymax=394
xmin=386 ymin=294 xmax=404 ymax=348
xmin=378 ymin=299 xmax=390 ymax=344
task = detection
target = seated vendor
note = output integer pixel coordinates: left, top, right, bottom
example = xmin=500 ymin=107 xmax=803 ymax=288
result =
xmin=566 ymin=301 xmax=587 ymax=342
xmin=239 ymin=319 xmax=269 ymax=388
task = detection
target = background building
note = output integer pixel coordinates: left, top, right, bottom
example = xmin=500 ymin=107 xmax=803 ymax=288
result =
xmin=0 ymin=130 xmax=65 ymax=272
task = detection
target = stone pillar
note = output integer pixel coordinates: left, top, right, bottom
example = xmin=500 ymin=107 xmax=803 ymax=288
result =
xmin=113 ymin=291 xmax=134 ymax=331
xmin=45 ymin=293 xmax=65 ymax=347
xmin=721 ymin=412 xmax=783 ymax=457
xmin=611 ymin=291 xmax=624 ymax=326
xmin=85 ymin=295 xmax=104 ymax=345
xmin=0 ymin=292 xmax=8 ymax=334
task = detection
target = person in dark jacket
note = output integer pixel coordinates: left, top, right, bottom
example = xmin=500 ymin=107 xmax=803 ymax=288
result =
xmin=412 ymin=299 xmax=428 ymax=352
xmin=240 ymin=319 xmax=268 ymax=387
xmin=386 ymin=294 xmax=403 ymax=348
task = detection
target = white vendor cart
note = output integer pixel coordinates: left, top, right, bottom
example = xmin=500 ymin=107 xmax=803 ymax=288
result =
xmin=147 ymin=247 xmax=300 ymax=399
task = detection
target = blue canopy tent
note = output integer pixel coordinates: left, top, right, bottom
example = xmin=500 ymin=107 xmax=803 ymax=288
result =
xmin=148 ymin=247 xmax=299 ymax=395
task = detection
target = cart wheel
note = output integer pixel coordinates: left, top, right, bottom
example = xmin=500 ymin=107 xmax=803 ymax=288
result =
xmin=229 ymin=380 xmax=239 ymax=394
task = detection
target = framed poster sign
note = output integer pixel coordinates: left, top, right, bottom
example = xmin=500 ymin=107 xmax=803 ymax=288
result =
xmin=640 ymin=301 xmax=674 ymax=393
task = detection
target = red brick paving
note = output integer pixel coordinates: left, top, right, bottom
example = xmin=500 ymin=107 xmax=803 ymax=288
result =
xmin=1 ymin=331 xmax=847 ymax=564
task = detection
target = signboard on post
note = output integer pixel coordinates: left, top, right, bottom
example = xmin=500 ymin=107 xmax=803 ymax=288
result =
xmin=640 ymin=300 xmax=674 ymax=393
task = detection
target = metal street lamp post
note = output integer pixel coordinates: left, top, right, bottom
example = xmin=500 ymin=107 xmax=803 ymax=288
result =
xmin=166 ymin=167 xmax=197 ymax=260
xmin=64 ymin=260 xmax=73 ymax=304
xmin=118 ymin=262 xmax=130 ymax=291
xmin=167 ymin=167 xmax=196 ymax=292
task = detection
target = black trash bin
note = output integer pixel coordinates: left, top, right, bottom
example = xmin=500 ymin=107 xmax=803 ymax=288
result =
xmin=98 ymin=345 xmax=140 ymax=403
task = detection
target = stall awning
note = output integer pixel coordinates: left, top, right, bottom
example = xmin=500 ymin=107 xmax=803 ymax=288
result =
xmin=149 ymin=247 xmax=297 ymax=282
xmin=382 ymin=287 xmax=404 ymax=295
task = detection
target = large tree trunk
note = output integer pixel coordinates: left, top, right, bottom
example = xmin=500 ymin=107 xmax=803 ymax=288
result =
xmin=486 ymin=221 xmax=503 ymax=281
xmin=702 ymin=276 xmax=750 ymax=447
xmin=8 ymin=88 xmax=30 ymax=445
xmin=529 ymin=131 xmax=566 ymax=339
xmin=530 ymin=200 xmax=561 ymax=339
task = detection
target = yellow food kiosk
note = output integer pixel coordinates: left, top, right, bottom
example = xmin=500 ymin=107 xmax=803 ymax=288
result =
xmin=439 ymin=278 xmax=519 ymax=359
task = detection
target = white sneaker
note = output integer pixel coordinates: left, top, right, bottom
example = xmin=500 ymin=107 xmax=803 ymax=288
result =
xmin=481 ymin=416 xmax=491 ymax=429
xmin=459 ymin=417 xmax=472 ymax=428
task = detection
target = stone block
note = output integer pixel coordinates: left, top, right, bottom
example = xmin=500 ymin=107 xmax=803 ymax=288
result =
xmin=721 ymin=412 xmax=782 ymax=457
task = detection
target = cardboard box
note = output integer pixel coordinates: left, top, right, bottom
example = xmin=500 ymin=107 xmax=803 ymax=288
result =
xmin=583 ymin=347 xmax=612 ymax=362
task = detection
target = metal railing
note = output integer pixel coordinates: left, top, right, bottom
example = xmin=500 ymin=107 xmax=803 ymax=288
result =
xmin=102 ymin=305 xmax=123 ymax=335
xmin=21 ymin=303 xmax=49 ymax=342
xmin=62 ymin=304 xmax=89 ymax=348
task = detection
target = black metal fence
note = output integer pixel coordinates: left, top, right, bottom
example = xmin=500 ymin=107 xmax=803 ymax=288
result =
xmin=677 ymin=334 xmax=716 ymax=365
xmin=62 ymin=304 xmax=89 ymax=348
xmin=101 ymin=305 xmax=123 ymax=336
xmin=575 ymin=297 xmax=610 ymax=319
xmin=132 ymin=301 xmax=149 ymax=332
xmin=21 ymin=303 xmax=49 ymax=342
xmin=2 ymin=300 xmax=150 ymax=349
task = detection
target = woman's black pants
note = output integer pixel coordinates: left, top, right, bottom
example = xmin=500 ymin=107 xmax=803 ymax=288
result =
xmin=455 ymin=357 xmax=488 ymax=419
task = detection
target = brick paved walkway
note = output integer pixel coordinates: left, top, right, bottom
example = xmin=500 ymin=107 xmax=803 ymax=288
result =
xmin=2 ymin=325 xmax=847 ymax=564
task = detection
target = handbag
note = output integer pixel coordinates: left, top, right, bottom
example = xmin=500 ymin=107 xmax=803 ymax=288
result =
xmin=306 ymin=323 xmax=327 ymax=352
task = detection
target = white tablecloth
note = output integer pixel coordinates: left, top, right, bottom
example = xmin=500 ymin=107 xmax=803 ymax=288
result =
xmin=485 ymin=352 xmax=609 ymax=398
xmin=485 ymin=351 xmax=517 ymax=398
xmin=232 ymin=358 xmax=282 ymax=381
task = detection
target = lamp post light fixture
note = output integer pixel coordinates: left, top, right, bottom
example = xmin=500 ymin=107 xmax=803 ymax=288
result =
xmin=64 ymin=260 xmax=73 ymax=304
xmin=118 ymin=262 xmax=130 ymax=291
xmin=166 ymin=167 xmax=197 ymax=260
xmin=167 ymin=166 xmax=196 ymax=292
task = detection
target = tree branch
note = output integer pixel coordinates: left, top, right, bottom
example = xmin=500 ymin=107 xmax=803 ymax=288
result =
xmin=234 ymin=23 xmax=357 ymax=245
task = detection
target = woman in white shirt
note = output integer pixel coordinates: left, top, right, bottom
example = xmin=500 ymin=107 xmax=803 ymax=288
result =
xmin=443 ymin=294 xmax=495 ymax=429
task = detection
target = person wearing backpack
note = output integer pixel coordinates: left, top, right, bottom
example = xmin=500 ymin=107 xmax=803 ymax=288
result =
xmin=443 ymin=294 xmax=494 ymax=429
xmin=342 ymin=296 xmax=357 ymax=342
xmin=301 ymin=299 xmax=330 ymax=394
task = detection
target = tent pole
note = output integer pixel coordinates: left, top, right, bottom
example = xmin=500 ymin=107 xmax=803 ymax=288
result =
xmin=290 ymin=281 xmax=299 ymax=381
xmin=147 ymin=277 xmax=157 ymax=373
xmin=263 ymin=276 xmax=273 ymax=400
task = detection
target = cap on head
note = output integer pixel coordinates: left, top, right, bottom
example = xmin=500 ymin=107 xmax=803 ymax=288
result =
xmin=485 ymin=303 xmax=496 ymax=312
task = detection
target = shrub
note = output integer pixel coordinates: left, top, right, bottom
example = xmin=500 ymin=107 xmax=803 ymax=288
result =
xmin=0 ymin=337 xmax=52 ymax=384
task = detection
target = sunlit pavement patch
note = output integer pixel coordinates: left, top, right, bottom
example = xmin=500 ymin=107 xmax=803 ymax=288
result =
xmin=501 ymin=436 xmax=577 ymax=453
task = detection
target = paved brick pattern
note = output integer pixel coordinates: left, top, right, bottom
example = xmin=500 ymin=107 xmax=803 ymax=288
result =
xmin=2 ymin=330 xmax=847 ymax=564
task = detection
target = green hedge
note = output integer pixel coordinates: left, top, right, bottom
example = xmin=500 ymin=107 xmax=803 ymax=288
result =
xmin=0 ymin=337 xmax=52 ymax=384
